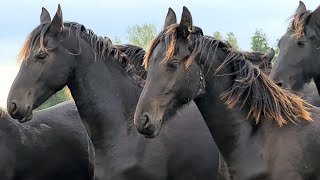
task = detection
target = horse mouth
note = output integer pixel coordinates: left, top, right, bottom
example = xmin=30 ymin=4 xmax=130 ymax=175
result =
xmin=144 ymin=119 xmax=162 ymax=138
xmin=18 ymin=106 xmax=33 ymax=123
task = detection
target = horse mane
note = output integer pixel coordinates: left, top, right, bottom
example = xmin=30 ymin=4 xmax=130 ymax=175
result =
xmin=288 ymin=10 xmax=312 ymax=38
xmin=0 ymin=108 xmax=9 ymax=120
xmin=146 ymin=27 xmax=312 ymax=126
xmin=17 ymin=22 xmax=146 ymax=87
xmin=144 ymin=24 xmax=179 ymax=69
xmin=115 ymin=44 xmax=146 ymax=81
xmin=196 ymin=36 xmax=312 ymax=126
xmin=18 ymin=23 xmax=49 ymax=62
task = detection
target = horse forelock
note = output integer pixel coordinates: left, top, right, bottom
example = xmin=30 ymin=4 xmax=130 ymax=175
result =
xmin=144 ymin=24 xmax=179 ymax=69
xmin=288 ymin=10 xmax=312 ymax=38
xmin=17 ymin=23 xmax=50 ymax=62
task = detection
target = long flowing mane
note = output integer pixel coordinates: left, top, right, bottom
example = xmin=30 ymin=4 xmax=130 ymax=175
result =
xmin=18 ymin=22 xmax=146 ymax=86
xmin=288 ymin=10 xmax=312 ymax=38
xmin=145 ymin=27 xmax=312 ymax=126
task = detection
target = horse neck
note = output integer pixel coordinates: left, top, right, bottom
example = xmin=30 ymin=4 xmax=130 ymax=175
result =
xmin=306 ymin=41 xmax=320 ymax=93
xmin=194 ymin=49 xmax=255 ymax=165
xmin=67 ymin=47 xmax=142 ymax=150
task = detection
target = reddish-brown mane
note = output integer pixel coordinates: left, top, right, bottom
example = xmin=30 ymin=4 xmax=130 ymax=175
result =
xmin=289 ymin=10 xmax=312 ymax=38
xmin=144 ymin=24 xmax=179 ymax=69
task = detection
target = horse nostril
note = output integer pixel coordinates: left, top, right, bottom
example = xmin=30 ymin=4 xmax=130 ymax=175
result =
xmin=9 ymin=101 xmax=18 ymax=115
xmin=142 ymin=112 xmax=152 ymax=129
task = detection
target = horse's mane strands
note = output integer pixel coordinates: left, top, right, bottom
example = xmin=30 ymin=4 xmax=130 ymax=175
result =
xmin=144 ymin=24 xmax=179 ymax=69
xmin=182 ymin=34 xmax=312 ymax=126
xmin=17 ymin=23 xmax=50 ymax=62
xmin=115 ymin=44 xmax=146 ymax=65
xmin=289 ymin=10 xmax=312 ymax=38
xmin=17 ymin=34 xmax=33 ymax=62
xmin=217 ymin=48 xmax=312 ymax=126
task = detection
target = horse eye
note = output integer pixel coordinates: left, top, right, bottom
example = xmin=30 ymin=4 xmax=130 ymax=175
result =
xmin=168 ymin=61 xmax=179 ymax=68
xmin=297 ymin=41 xmax=306 ymax=47
xmin=35 ymin=52 xmax=48 ymax=60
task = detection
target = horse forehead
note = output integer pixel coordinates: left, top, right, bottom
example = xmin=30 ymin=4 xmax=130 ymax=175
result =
xmin=305 ymin=25 xmax=318 ymax=37
xmin=280 ymin=33 xmax=297 ymax=47
xmin=150 ymin=41 xmax=167 ymax=59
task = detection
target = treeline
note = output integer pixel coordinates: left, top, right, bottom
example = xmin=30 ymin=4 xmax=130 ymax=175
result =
xmin=40 ymin=24 xmax=278 ymax=109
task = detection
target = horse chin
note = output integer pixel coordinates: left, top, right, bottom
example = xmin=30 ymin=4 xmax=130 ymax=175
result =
xmin=18 ymin=108 xmax=33 ymax=123
xmin=144 ymin=122 xmax=162 ymax=138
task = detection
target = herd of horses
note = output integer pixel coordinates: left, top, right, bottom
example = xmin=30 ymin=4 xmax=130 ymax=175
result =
xmin=2 ymin=1 xmax=320 ymax=179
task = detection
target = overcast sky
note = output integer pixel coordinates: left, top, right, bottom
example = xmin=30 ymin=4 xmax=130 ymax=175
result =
xmin=0 ymin=0 xmax=319 ymax=65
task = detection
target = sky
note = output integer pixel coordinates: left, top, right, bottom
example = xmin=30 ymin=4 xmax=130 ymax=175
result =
xmin=0 ymin=0 xmax=319 ymax=108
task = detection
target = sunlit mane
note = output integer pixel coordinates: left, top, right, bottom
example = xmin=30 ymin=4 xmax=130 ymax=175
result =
xmin=17 ymin=22 xmax=146 ymax=86
xmin=146 ymin=28 xmax=312 ymax=126
xmin=288 ymin=10 xmax=312 ymax=38
xmin=144 ymin=24 xmax=179 ymax=69
xmin=18 ymin=23 xmax=50 ymax=62
xmin=195 ymin=36 xmax=312 ymax=126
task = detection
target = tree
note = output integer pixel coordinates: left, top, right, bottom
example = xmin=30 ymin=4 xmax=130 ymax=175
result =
xmin=36 ymin=87 xmax=72 ymax=110
xmin=113 ymin=36 xmax=122 ymax=45
xmin=226 ymin=32 xmax=239 ymax=49
xmin=273 ymin=46 xmax=280 ymax=63
xmin=251 ymin=29 xmax=270 ymax=53
xmin=127 ymin=23 xmax=157 ymax=49
xmin=213 ymin=31 xmax=223 ymax=40
xmin=271 ymin=39 xmax=280 ymax=64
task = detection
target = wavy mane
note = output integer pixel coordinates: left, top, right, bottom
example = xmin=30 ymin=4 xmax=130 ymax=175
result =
xmin=144 ymin=24 xmax=179 ymax=69
xmin=288 ymin=10 xmax=312 ymax=38
xmin=145 ymin=27 xmax=312 ymax=126
xmin=194 ymin=36 xmax=312 ymax=126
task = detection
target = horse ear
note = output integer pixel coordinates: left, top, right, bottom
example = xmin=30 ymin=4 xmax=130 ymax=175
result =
xmin=164 ymin=8 xmax=177 ymax=28
xmin=178 ymin=6 xmax=193 ymax=38
xmin=310 ymin=5 xmax=320 ymax=27
xmin=49 ymin=4 xmax=64 ymax=35
xmin=296 ymin=1 xmax=307 ymax=14
xmin=265 ymin=48 xmax=275 ymax=62
xmin=40 ymin=7 xmax=51 ymax=24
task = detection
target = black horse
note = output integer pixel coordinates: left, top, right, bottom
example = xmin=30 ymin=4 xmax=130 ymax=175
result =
xmin=245 ymin=48 xmax=274 ymax=75
xmin=134 ymin=7 xmax=320 ymax=179
xmin=270 ymin=1 xmax=320 ymax=99
xmin=7 ymin=5 xmax=219 ymax=180
xmin=0 ymin=101 xmax=94 ymax=180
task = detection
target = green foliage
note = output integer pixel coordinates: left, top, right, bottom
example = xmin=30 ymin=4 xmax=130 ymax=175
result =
xmin=36 ymin=87 xmax=71 ymax=110
xmin=250 ymin=29 xmax=270 ymax=53
xmin=213 ymin=31 xmax=223 ymax=40
xmin=127 ymin=23 xmax=157 ymax=49
xmin=226 ymin=32 xmax=239 ymax=49
xmin=113 ymin=36 xmax=122 ymax=45
xmin=273 ymin=38 xmax=280 ymax=61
